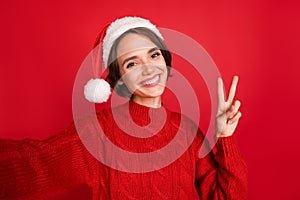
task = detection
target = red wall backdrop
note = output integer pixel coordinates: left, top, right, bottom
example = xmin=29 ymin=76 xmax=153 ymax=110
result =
xmin=1 ymin=0 xmax=300 ymax=199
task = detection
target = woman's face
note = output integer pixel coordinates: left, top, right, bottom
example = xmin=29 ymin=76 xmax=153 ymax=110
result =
xmin=116 ymin=33 xmax=168 ymax=106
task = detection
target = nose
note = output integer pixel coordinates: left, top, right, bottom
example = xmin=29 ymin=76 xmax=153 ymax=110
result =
xmin=141 ymin=57 xmax=155 ymax=76
xmin=141 ymin=64 xmax=155 ymax=76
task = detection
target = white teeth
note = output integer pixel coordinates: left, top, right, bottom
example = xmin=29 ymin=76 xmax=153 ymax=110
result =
xmin=143 ymin=75 xmax=159 ymax=85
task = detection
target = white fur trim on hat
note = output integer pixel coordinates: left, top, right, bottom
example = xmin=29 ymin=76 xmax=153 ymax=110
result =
xmin=102 ymin=16 xmax=163 ymax=67
xmin=84 ymin=78 xmax=111 ymax=103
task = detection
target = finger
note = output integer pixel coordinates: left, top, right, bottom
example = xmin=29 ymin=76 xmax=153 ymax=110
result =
xmin=228 ymin=111 xmax=242 ymax=124
xmin=227 ymin=75 xmax=239 ymax=103
xmin=226 ymin=100 xmax=241 ymax=119
xmin=217 ymin=77 xmax=225 ymax=107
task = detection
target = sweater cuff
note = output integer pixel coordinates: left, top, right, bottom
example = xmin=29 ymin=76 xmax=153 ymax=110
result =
xmin=215 ymin=135 xmax=241 ymax=159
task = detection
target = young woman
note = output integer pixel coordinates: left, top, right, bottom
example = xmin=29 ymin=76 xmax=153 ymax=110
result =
xmin=0 ymin=16 xmax=247 ymax=199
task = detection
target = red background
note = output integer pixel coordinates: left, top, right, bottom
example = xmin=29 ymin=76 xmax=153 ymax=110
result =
xmin=1 ymin=0 xmax=300 ymax=199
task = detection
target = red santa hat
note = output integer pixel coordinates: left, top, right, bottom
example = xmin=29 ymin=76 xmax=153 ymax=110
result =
xmin=84 ymin=16 xmax=164 ymax=103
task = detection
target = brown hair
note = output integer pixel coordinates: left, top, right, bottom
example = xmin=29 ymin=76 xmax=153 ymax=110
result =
xmin=105 ymin=27 xmax=172 ymax=98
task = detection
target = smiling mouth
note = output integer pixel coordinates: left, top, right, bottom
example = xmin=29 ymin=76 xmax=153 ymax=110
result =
xmin=140 ymin=75 xmax=160 ymax=87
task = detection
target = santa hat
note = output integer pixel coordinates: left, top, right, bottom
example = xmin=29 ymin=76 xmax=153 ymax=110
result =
xmin=84 ymin=16 xmax=164 ymax=103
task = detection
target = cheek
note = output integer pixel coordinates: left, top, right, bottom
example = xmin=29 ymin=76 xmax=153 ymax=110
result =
xmin=122 ymin=71 xmax=139 ymax=87
xmin=160 ymin=65 xmax=168 ymax=77
xmin=158 ymin=58 xmax=167 ymax=71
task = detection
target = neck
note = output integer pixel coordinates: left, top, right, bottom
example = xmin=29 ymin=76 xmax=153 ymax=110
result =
xmin=131 ymin=96 xmax=162 ymax=108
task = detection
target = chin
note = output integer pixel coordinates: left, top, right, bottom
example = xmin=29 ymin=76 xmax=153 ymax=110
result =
xmin=146 ymin=91 xmax=165 ymax=98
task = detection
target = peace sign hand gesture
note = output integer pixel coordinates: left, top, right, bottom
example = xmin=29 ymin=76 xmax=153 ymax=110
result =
xmin=215 ymin=76 xmax=242 ymax=137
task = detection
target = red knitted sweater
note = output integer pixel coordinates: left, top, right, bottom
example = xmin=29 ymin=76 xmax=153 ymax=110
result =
xmin=0 ymin=101 xmax=247 ymax=199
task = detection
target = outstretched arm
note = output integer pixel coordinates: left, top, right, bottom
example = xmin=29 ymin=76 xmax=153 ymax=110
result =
xmin=0 ymin=122 xmax=95 ymax=200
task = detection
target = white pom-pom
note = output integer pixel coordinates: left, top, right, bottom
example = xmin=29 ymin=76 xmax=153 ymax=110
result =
xmin=84 ymin=78 xmax=111 ymax=103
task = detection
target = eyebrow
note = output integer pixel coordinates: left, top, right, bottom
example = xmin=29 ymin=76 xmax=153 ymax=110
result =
xmin=121 ymin=47 xmax=159 ymax=67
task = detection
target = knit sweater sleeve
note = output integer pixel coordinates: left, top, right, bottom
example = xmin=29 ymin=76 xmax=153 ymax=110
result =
xmin=0 ymin=122 xmax=95 ymax=200
xmin=195 ymin=133 xmax=248 ymax=200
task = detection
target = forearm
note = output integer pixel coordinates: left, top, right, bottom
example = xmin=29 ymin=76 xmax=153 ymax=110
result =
xmin=0 ymin=124 xmax=93 ymax=199
xmin=214 ymin=136 xmax=248 ymax=199
xmin=196 ymin=135 xmax=248 ymax=200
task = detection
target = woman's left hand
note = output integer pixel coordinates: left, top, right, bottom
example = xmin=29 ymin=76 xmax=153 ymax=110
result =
xmin=215 ymin=76 xmax=242 ymax=137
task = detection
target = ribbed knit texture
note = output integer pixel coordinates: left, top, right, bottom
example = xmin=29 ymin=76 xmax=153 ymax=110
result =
xmin=0 ymin=101 xmax=247 ymax=200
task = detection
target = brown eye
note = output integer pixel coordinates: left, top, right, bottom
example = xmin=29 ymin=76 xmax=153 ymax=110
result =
xmin=126 ymin=62 xmax=137 ymax=68
xmin=151 ymin=52 xmax=161 ymax=58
